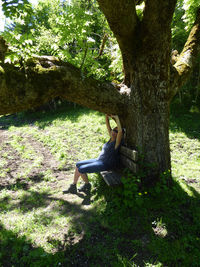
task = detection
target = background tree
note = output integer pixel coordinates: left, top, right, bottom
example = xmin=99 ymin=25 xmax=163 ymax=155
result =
xmin=0 ymin=0 xmax=200 ymax=180
xmin=171 ymin=0 xmax=200 ymax=109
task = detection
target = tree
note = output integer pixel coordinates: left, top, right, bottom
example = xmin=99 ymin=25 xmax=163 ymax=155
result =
xmin=2 ymin=0 xmax=113 ymax=80
xmin=0 ymin=0 xmax=200 ymax=179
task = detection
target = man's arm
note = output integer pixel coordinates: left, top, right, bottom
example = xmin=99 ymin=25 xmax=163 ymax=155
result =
xmin=105 ymin=114 xmax=112 ymax=137
xmin=112 ymin=115 xmax=123 ymax=149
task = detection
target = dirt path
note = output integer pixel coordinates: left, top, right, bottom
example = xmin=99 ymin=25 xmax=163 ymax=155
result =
xmin=0 ymin=129 xmax=93 ymax=208
xmin=0 ymin=126 xmax=99 ymax=259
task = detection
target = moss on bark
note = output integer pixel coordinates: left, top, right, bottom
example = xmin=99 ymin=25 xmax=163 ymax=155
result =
xmin=0 ymin=58 xmax=127 ymax=116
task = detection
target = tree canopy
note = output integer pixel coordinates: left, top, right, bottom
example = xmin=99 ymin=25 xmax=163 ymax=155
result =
xmin=2 ymin=0 xmax=123 ymax=80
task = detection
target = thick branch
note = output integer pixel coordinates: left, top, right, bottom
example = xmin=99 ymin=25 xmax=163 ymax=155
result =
xmin=140 ymin=0 xmax=177 ymax=51
xmin=97 ymin=0 xmax=138 ymax=52
xmin=143 ymin=0 xmax=177 ymax=31
xmin=0 ymin=56 xmax=129 ymax=116
xmin=170 ymin=8 xmax=200 ymax=98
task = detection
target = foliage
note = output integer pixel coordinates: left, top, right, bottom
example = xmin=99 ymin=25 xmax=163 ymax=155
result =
xmin=171 ymin=0 xmax=200 ymax=108
xmin=182 ymin=0 xmax=200 ymax=29
xmin=172 ymin=0 xmax=200 ymax=50
xmin=171 ymin=0 xmax=187 ymax=51
xmin=1 ymin=0 xmax=123 ymax=81
xmin=2 ymin=0 xmax=31 ymax=18
xmin=109 ymin=170 xmax=146 ymax=210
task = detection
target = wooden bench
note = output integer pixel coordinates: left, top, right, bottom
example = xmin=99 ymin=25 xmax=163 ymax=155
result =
xmin=100 ymin=146 xmax=138 ymax=186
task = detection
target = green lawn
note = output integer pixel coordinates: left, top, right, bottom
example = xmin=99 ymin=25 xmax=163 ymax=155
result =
xmin=0 ymin=103 xmax=200 ymax=266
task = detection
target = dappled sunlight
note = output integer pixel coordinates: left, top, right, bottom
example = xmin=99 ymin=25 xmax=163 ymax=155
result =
xmin=170 ymin=109 xmax=200 ymax=183
xmin=178 ymin=179 xmax=200 ymax=196
xmin=0 ymin=106 xmax=200 ymax=265
xmin=1 ymin=177 xmax=200 ymax=265
xmin=0 ymin=185 xmax=96 ymax=253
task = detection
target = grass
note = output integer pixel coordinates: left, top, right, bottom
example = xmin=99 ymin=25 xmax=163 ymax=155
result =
xmin=0 ymin=102 xmax=200 ymax=266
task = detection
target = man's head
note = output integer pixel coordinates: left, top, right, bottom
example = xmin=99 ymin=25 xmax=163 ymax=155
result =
xmin=111 ymin=127 xmax=118 ymax=139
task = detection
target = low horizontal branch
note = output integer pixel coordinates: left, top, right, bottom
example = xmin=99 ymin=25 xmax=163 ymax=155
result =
xmin=0 ymin=56 xmax=130 ymax=116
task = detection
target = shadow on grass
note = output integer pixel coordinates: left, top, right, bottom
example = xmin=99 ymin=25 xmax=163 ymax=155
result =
xmin=88 ymin=177 xmax=200 ymax=266
xmin=0 ymin=222 xmax=64 ymax=267
xmin=170 ymin=103 xmax=200 ymax=140
xmin=0 ymin=103 xmax=102 ymax=130
xmin=1 ymin=176 xmax=200 ymax=266
xmin=0 ymin=173 xmax=45 ymax=191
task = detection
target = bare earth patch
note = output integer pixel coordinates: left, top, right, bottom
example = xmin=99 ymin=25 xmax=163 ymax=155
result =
xmin=0 ymin=128 xmax=94 ymax=253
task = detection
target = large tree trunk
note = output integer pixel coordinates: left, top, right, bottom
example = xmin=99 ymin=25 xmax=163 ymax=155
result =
xmin=121 ymin=54 xmax=171 ymax=178
xmin=109 ymin=0 xmax=175 ymax=178
xmin=122 ymin=104 xmax=170 ymax=178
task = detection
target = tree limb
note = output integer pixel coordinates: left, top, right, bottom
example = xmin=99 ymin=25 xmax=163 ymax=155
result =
xmin=142 ymin=0 xmax=177 ymax=31
xmin=97 ymin=0 xmax=138 ymax=52
xmin=95 ymin=33 xmax=108 ymax=59
xmin=170 ymin=8 xmax=200 ymax=98
xmin=140 ymin=0 xmax=177 ymax=51
xmin=0 ymin=56 xmax=129 ymax=116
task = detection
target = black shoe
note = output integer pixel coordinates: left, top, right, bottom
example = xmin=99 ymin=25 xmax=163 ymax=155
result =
xmin=78 ymin=183 xmax=91 ymax=193
xmin=63 ymin=184 xmax=77 ymax=194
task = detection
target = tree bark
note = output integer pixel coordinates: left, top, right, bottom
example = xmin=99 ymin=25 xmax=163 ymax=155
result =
xmin=110 ymin=0 xmax=176 ymax=177
xmin=0 ymin=56 xmax=129 ymax=116
xmin=121 ymin=51 xmax=172 ymax=178
xmin=97 ymin=0 xmax=139 ymax=86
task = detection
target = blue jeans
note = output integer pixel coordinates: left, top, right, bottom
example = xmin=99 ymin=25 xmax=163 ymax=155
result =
xmin=76 ymin=159 xmax=109 ymax=174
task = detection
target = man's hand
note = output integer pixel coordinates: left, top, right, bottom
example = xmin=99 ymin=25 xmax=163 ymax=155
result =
xmin=106 ymin=114 xmax=112 ymax=118
xmin=106 ymin=114 xmax=119 ymax=122
xmin=110 ymin=114 xmax=118 ymax=121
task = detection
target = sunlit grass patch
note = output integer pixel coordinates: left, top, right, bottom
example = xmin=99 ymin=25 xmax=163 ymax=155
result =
xmin=7 ymin=133 xmax=37 ymax=160
xmin=42 ymin=170 xmax=56 ymax=182
xmin=13 ymin=109 xmax=109 ymax=167
xmin=170 ymin=131 xmax=200 ymax=185
xmin=0 ymin=188 xmax=74 ymax=253
xmin=0 ymin=158 xmax=7 ymax=170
